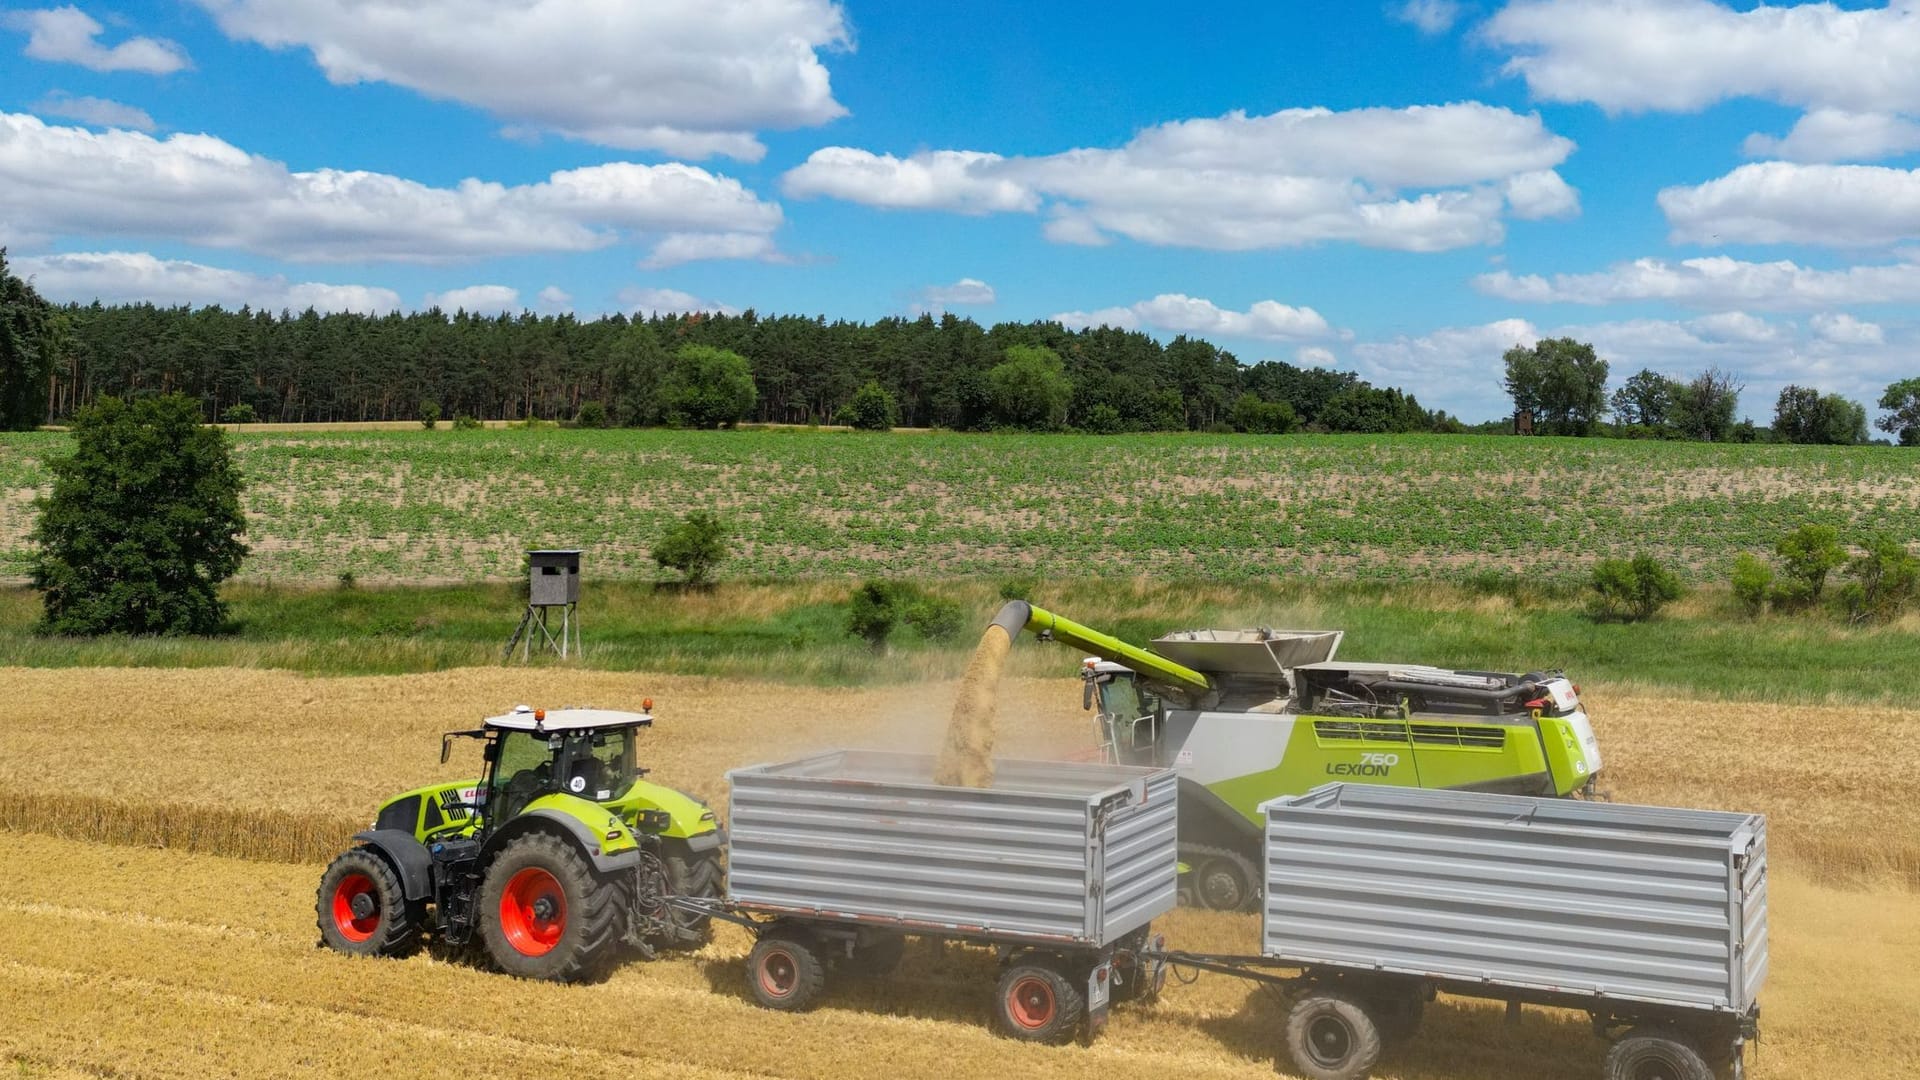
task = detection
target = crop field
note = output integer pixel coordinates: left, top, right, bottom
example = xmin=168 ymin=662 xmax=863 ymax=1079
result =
xmin=4 ymin=429 xmax=1916 ymax=584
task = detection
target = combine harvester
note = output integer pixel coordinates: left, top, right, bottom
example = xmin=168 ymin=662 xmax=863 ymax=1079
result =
xmin=986 ymin=601 xmax=1605 ymax=909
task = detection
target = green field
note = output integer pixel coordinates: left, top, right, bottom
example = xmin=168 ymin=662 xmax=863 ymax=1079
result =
xmin=3 ymin=428 xmax=1915 ymax=584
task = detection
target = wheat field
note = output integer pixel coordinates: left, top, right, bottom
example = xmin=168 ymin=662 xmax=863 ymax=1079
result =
xmin=2 ymin=665 xmax=1917 ymax=1077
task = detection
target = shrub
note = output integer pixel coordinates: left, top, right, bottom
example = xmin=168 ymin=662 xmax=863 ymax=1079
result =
xmin=574 ymin=400 xmax=608 ymax=429
xmin=30 ymin=394 xmax=249 ymax=635
xmin=1835 ymin=534 xmax=1920 ymax=625
xmin=1081 ymin=404 xmax=1124 ymax=434
xmin=837 ymin=381 xmax=896 ymax=431
xmin=1771 ymin=524 xmax=1845 ymax=610
xmin=1588 ymin=553 xmax=1683 ymax=621
xmin=660 ymin=344 xmax=756 ymax=428
xmin=1730 ymin=553 xmax=1773 ymax=617
xmin=652 ymin=510 xmax=728 ymax=586
xmin=847 ymin=582 xmax=898 ymax=650
xmin=219 ymin=402 xmax=257 ymax=424
xmin=451 ymin=413 xmax=483 ymax=430
xmin=902 ymin=591 xmax=964 ymax=641
xmin=1230 ymin=393 xmax=1297 ymax=434
xmin=996 ymin=576 xmax=1037 ymax=602
xmin=846 ymin=581 xmax=965 ymax=649
xmin=419 ymin=401 xmax=441 ymax=429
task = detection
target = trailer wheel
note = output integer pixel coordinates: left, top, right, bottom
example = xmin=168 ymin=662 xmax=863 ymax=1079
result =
xmin=1184 ymin=843 xmax=1260 ymax=912
xmin=1284 ymin=990 xmax=1383 ymax=1080
xmin=994 ymin=961 xmax=1085 ymax=1045
xmin=315 ymin=847 xmax=422 ymax=958
xmin=1605 ymin=1029 xmax=1714 ymax=1080
xmin=747 ymin=927 xmax=827 ymax=1011
xmin=838 ymin=932 xmax=907 ymax=977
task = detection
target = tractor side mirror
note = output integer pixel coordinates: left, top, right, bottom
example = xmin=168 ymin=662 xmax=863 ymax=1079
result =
xmin=1083 ymin=679 xmax=1095 ymax=711
xmin=440 ymin=735 xmax=453 ymax=765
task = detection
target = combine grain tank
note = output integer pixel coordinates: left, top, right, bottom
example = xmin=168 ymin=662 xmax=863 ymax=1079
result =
xmin=1260 ymin=783 xmax=1767 ymax=1080
xmin=724 ymin=750 xmax=1178 ymax=1043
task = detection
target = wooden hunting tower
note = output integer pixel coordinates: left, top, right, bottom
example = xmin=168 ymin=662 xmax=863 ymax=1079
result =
xmin=504 ymin=549 xmax=582 ymax=661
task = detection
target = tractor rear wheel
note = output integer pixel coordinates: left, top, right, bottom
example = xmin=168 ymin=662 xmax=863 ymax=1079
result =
xmin=993 ymin=960 xmax=1085 ymax=1045
xmin=316 ymin=847 xmax=422 ymax=958
xmin=747 ymin=925 xmax=827 ymax=1011
xmin=479 ymin=832 xmax=624 ymax=983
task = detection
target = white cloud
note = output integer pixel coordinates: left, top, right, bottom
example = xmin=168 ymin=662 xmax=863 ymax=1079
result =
xmin=617 ymin=286 xmax=740 ymax=317
xmin=13 ymin=250 xmax=399 ymax=313
xmin=191 ymin=0 xmax=849 ymax=160
xmin=920 ymin=278 xmax=996 ymax=306
xmin=1659 ymin=162 xmax=1920 ymax=246
xmin=31 ymin=91 xmax=155 ymax=131
xmin=783 ymin=102 xmax=1576 ymax=252
xmin=6 ymin=5 xmax=190 ymax=74
xmin=1350 ymin=319 xmax=1541 ymax=416
xmin=1296 ymin=345 xmax=1340 ymax=368
xmin=425 ymin=285 xmax=519 ymax=314
xmin=1392 ymin=0 xmax=1464 ymax=35
xmin=535 ymin=285 xmax=572 ymax=313
xmin=1810 ymin=312 xmax=1885 ymax=345
xmin=1743 ymin=109 xmax=1920 ymax=164
xmin=0 ymin=111 xmax=784 ymax=265
xmin=1475 ymin=252 xmax=1920 ymax=309
xmin=1052 ymin=293 xmax=1337 ymax=342
xmin=1687 ymin=311 xmax=1780 ymax=344
xmin=1485 ymin=0 xmax=1920 ymax=115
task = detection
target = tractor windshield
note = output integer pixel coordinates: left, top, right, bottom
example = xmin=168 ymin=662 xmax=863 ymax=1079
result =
xmin=558 ymin=728 xmax=638 ymax=804
xmin=489 ymin=730 xmax=556 ymax=822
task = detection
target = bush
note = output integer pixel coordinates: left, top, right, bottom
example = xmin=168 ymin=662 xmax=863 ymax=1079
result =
xmin=996 ymin=576 xmax=1037 ymax=602
xmin=1081 ymin=403 xmax=1124 ymax=434
xmin=574 ymin=399 xmax=608 ymax=429
xmin=1730 ymin=553 xmax=1773 ymax=617
xmin=651 ymin=510 xmax=728 ymax=586
xmin=1588 ymin=553 xmax=1684 ymax=621
xmin=30 ymin=394 xmax=249 ymax=635
xmin=1771 ymin=524 xmax=1845 ymax=610
xmin=1835 ymin=534 xmax=1920 ymax=625
xmin=1230 ymin=393 xmax=1297 ymax=434
xmin=419 ymin=401 xmax=441 ymax=429
xmin=902 ymin=591 xmax=964 ymax=641
xmin=660 ymin=344 xmax=756 ymax=428
xmin=845 ymin=581 xmax=965 ymax=649
xmin=219 ymin=402 xmax=257 ymax=424
xmin=847 ymin=582 xmax=897 ymax=650
xmin=837 ymin=381 xmax=896 ymax=431
xmin=451 ymin=413 xmax=483 ymax=430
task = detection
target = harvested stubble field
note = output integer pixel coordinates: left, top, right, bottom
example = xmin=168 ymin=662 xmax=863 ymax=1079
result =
xmin=4 ymin=429 xmax=1917 ymax=584
xmin=2 ymin=666 xmax=1918 ymax=1078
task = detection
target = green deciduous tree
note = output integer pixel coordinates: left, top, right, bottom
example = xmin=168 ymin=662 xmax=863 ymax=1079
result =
xmin=419 ymin=401 xmax=441 ymax=429
xmin=30 ymin=393 xmax=249 ymax=635
xmin=1877 ymin=377 xmax=1920 ymax=445
xmin=1229 ymin=393 xmax=1298 ymax=434
xmin=1610 ymin=368 xmax=1679 ymax=429
xmin=1774 ymin=385 xmax=1868 ymax=445
xmin=1836 ymin=534 xmax=1920 ymax=624
xmin=1771 ymin=524 xmax=1845 ymax=609
xmin=651 ymin=510 xmax=729 ymax=586
xmin=1 ymin=249 xmax=56 ymax=431
xmin=660 ymin=344 xmax=757 ymax=428
xmin=1503 ymin=337 xmax=1609 ymax=435
xmin=1587 ymin=553 xmax=1684 ymax=621
xmin=987 ymin=344 xmax=1071 ymax=430
xmin=1671 ymin=366 xmax=1743 ymax=442
xmin=837 ymin=380 xmax=896 ymax=431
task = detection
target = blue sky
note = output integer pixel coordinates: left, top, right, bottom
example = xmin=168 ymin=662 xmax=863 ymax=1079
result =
xmin=4 ymin=0 xmax=1920 ymax=421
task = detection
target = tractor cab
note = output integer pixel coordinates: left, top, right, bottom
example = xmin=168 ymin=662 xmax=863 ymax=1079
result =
xmin=1082 ymin=660 xmax=1163 ymax=766
xmin=444 ymin=706 xmax=654 ymax=829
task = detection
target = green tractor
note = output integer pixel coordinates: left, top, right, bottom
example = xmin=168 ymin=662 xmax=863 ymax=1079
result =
xmin=316 ymin=704 xmax=723 ymax=982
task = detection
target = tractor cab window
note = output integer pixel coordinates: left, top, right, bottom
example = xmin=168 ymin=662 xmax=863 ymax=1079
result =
xmin=1099 ymin=675 xmax=1158 ymax=725
xmin=557 ymin=729 xmax=637 ymax=803
xmin=489 ymin=730 xmax=556 ymax=822
xmin=1096 ymin=673 xmax=1162 ymax=764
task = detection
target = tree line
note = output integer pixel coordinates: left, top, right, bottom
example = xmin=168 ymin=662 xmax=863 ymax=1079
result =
xmin=0 ymin=254 xmax=1455 ymax=434
xmin=1502 ymin=336 xmax=1920 ymax=445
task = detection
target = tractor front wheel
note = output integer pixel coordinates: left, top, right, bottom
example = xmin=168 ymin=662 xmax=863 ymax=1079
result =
xmin=479 ymin=832 xmax=624 ymax=982
xmin=315 ymin=847 xmax=422 ymax=958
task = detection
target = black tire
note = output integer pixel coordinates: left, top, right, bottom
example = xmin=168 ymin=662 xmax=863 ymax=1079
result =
xmin=1284 ymin=990 xmax=1384 ymax=1080
xmin=316 ymin=847 xmax=422 ymax=958
xmin=660 ymin=840 xmax=723 ymax=947
xmin=747 ymin=925 xmax=828 ymax=1011
xmin=1605 ymin=1029 xmax=1715 ymax=1080
xmin=994 ymin=960 xmax=1086 ymax=1045
xmin=1183 ymin=842 xmax=1261 ymax=912
xmin=837 ymin=932 xmax=907 ymax=977
xmin=478 ymin=831 xmax=624 ymax=983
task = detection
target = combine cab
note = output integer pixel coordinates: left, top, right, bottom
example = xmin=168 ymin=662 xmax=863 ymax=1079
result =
xmin=994 ymin=604 xmax=1603 ymax=910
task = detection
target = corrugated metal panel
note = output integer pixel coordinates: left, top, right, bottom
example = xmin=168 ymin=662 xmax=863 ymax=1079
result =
xmin=1262 ymin=784 xmax=1767 ymax=1013
xmin=727 ymin=750 xmax=1177 ymax=946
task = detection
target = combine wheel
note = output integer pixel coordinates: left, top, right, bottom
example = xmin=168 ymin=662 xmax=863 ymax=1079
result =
xmin=1604 ymin=1028 xmax=1714 ymax=1080
xmin=838 ymin=932 xmax=907 ymax=977
xmin=316 ymin=847 xmax=422 ymax=958
xmin=993 ymin=960 xmax=1085 ymax=1045
xmin=1184 ymin=843 xmax=1261 ymax=912
xmin=479 ymin=832 xmax=624 ymax=982
xmin=1283 ymin=990 xmax=1383 ymax=1080
xmin=747 ymin=925 xmax=827 ymax=1011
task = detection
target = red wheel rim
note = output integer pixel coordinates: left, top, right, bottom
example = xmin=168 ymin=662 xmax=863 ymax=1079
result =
xmin=330 ymin=872 xmax=380 ymax=942
xmin=758 ymin=946 xmax=798 ymax=997
xmin=1007 ymin=975 xmax=1056 ymax=1029
xmin=498 ymin=867 xmax=567 ymax=956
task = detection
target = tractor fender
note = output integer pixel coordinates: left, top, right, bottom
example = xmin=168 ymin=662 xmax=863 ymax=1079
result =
xmin=352 ymin=829 xmax=435 ymax=902
xmin=682 ymin=829 xmax=725 ymax=854
xmin=1175 ymin=780 xmax=1262 ymax=862
xmin=481 ymin=810 xmax=642 ymax=877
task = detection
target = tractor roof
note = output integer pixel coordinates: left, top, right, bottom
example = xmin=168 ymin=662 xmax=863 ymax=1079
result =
xmin=481 ymin=706 xmax=652 ymax=733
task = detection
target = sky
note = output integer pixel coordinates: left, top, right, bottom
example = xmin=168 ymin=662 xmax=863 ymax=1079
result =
xmin=4 ymin=0 xmax=1920 ymax=423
